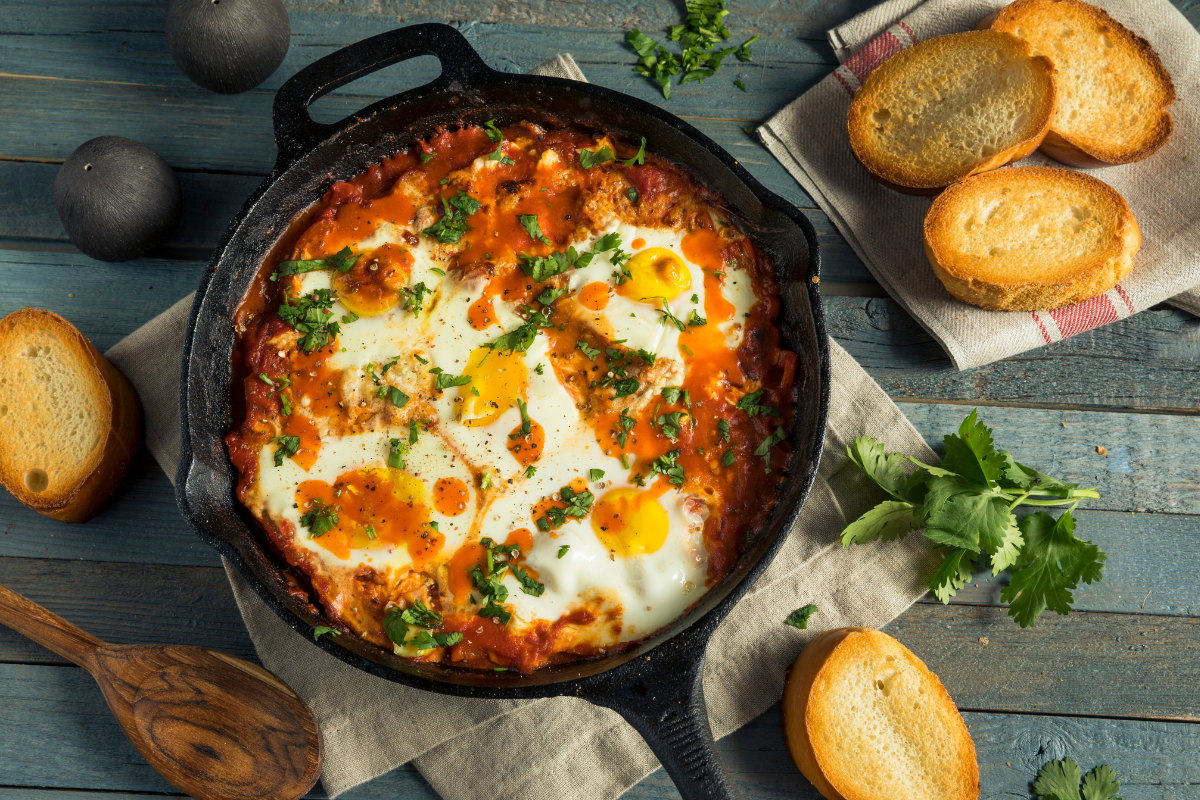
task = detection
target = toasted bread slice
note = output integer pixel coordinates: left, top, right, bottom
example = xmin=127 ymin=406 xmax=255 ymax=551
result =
xmin=847 ymin=30 xmax=1056 ymax=193
xmin=985 ymin=0 xmax=1175 ymax=167
xmin=782 ymin=628 xmax=979 ymax=800
xmin=0 ymin=308 xmax=142 ymax=522
xmin=923 ymin=166 xmax=1140 ymax=310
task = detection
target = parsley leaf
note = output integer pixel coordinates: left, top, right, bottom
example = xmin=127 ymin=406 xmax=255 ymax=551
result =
xmin=784 ymin=604 xmax=818 ymax=630
xmin=518 ymin=214 xmax=552 ymax=245
xmin=578 ymin=340 xmax=601 ymax=360
xmin=383 ymin=386 xmax=409 ymax=408
xmin=1035 ymin=757 xmax=1122 ymax=800
xmin=841 ymin=409 xmax=1103 ymax=627
xmin=721 ymin=448 xmax=736 ymax=467
xmin=485 ymin=317 xmax=541 ymax=356
xmin=511 ymin=564 xmax=545 ymax=597
xmin=579 ymin=146 xmax=615 ymax=169
xmin=718 ymin=419 xmax=731 ymax=442
xmin=387 ymin=437 xmax=408 ymax=469
xmin=558 ymin=545 xmax=570 ymax=558
xmin=483 ymin=119 xmax=503 ymax=142
xmin=621 ymin=137 xmax=647 ymax=166
xmin=272 ymin=434 xmax=300 ymax=467
xmin=399 ymin=282 xmax=431 ymax=315
xmin=312 ymin=626 xmax=340 ymax=641
xmin=662 ymin=386 xmax=683 ymax=404
xmin=519 ymin=246 xmax=591 ymax=282
xmin=754 ymin=426 xmax=787 ymax=472
xmin=429 ymin=367 xmax=472 ymax=391
xmin=300 ymin=499 xmax=338 ymax=538
xmin=510 ymin=398 xmax=532 ymax=440
xmin=649 ymin=449 xmax=685 ymax=486
xmin=589 ymin=468 xmax=604 ymax=481
xmin=423 ymin=191 xmax=482 ymax=244
xmin=736 ymin=389 xmax=779 ymax=418
xmin=278 ymin=289 xmax=340 ymax=353
xmin=537 ymin=286 xmax=567 ymax=306
xmin=612 ymin=378 xmax=640 ymax=398
xmin=487 ymin=142 xmax=515 ymax=166
xmin=400 ymin=599 xmax=443 ymax=628
xmin=273 ymin=246 xmax=359 ymax=281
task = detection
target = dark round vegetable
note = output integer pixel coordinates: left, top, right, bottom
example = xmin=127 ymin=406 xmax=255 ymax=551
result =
xmin=165 ymin=0 xmax=290 ymax=94
xmin=54 ymin=137 xmax=182 ymax=263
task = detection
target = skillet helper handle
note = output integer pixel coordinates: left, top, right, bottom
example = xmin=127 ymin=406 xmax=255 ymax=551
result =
xmin=592 ymin=650 xmax=744 ymax=800
xmin=273 ymin=23 xmax=492 ymax=167
xmin=0 ymin=582 xmax=105 ymax=671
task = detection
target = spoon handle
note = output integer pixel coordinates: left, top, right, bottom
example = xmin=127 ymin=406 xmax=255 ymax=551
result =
xmin=0 ymin=582 xmax=105 ymax=669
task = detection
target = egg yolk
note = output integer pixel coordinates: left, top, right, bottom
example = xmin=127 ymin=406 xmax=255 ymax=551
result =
xmin=294 ymin=468 xmax=438 ymax=563
xmin=616 ymin=247 xmax=692 ymax=303
xmin=457 ymin=347 xmax=528 ymax=427
xmin=591 ymin=487 xmax=670 ymax=557
xmin=333 ymin=245 xmax=414 ymax=317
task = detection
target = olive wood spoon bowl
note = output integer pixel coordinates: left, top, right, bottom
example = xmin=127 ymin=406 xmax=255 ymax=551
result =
xmin=0 ymin=581 xmax=323 ymax=800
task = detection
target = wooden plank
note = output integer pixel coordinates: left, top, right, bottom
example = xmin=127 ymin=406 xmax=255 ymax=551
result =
xmin=1 ymin=553 xmax=1198 ymax=718
xmin=1 ymin=665 xmax=1198 ymax=800
xmin=0 ymin=163 xmax=872 ymax=288
xmin=0 ymin=557 xmax=257 ymax=665
xmin=832 ymin=297 xmax=1200 ymax=413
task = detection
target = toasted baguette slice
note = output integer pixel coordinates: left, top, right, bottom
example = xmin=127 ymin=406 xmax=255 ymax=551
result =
xmin=847 ymin=30 xmax=1056 ymax=193
xmin=985 ymin=0 xmax=1175 ymax=167
xmin=923 ymin=166 xmax=1140 ymax=311
xmin=0 ymin=308 xmax=142 ymax=522
xmin=782 ymin=628 xmax=979 ymax=800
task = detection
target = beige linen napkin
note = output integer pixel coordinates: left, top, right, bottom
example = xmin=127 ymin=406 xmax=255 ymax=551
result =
xmin=760 ymin=0 xmax=1200 ymax=369
xmin=106 ymin=53 xmax=939 ymax=800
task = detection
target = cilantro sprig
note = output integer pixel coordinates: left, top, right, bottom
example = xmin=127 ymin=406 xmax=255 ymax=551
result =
xmin=272 ymin=246 xmax=359 ymax=281
xmin=841 ymin=410 xmax=1103 ymax=627
xmin=1035 ymin=757 xmax=1121 ymax=800
xmin=278 ymin=288 xmax=340 ymax=353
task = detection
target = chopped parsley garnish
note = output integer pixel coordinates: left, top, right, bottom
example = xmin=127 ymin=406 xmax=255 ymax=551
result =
xmin=626 ymin=1 xmax=759 ymax=99
xmin=519 ymin=246 xmax=592 ymax=282
xmin=487 ymin=143 xmax=515 ymax=166
xmin=421 ymin=151 xmax=436 ymax=163
xmin=657 ymin=411 xmax=688 ymax=440
xmin=423 ymin=191 xmax=482 ymax=244
xmin=754 ymin=426 xmax=787 ymax=472
xmin=382 ymin=386 xmax=409 ymax=408
xmin=662 ymin=386 xmax=683 ymax=404
xmin=721 ymin=448 xmax=736 ymax=467
xmin=637 ymin=348 xmax=656 ymax=366
xmin=736 ymin=389 xmax=779 ymax=418
xmin=558 ymin=545 xmax=570 ymax=559
xmin=687 ymin=310 xmax=707 ymax=327
xmin=718 ymin=419 xmax=731 ymax=442
xmin=429 ymin=367 xmax=472 ymax=391
xmin=524 ymin=465 xmax=537 ymax=479
xmin=589 ymin=469 xmax=605 ymax=481
xmin=272 ymin=434 xmax=300 ymax=467
xmin=413 ymin=353 xmax=429 ymax=364
xmin=534 ymin=363 xmax=545 ymax=375
xmin=511 ymin=398 xmax=532 ymax=440
xmin=616 ymin=409 xmax=637 ymax=448
xmin=621 ymin=137 xmax=647 ymax=167
xmin=365 ymin=524 xmax=377 ymax=539
xmin=485 ymin=317 xmax=540 ymax=356
xmin=312 ymin=626 xmax=340 ymax=641
xmin=537 ymin=286 xmax=567 ymax=306
xmin=258 ymin=373 xmax=275 ymax=387
xmin=483 ymin=119 xmax=503 ymax=142
xmin=537 ymin=485 xmax=596 ymax=531
xmin=409 ymin=630 xmax=464 ymax=651
xmin=644 ymin=296 xmax=687 ymax=331
xmin=387 ymin=437 xmax=408 ymax=469
xmin=690 ymin=293 xmax=699 ymax=304
xmin=429 ymin=267 xmax=446 ymax=276
xmin=399 ymin=282 xmax=431 ymax=315
xmin=341 ymin=311 xmax=359 ymax=324
xmin=649 ymin=449 xmax=685 ymax=486
xmin=400 ymin=599 xmax=444 ymax=628
xmin=300 ymin=499 xmax=338 ymax=538
xmin=578 ymin=340 xmax=601 ymax=360
xmin=278 ymin=288 xmax=340 ymax=353
xmin=612 ymin=378 xmax=640 ymax=398
xmin=734 ymin=79 xmax=746 ymax=92
xmin=594 ymin=231 xmax=622 ymax=252
xmin=785 ymin=604 xmax=818 ymax=630
xmin=511 ymin=564 xmax=545 ymax=597
xmin=272 ymin=246 xmax=359 ymax=281
xmin=480 ymin=472 xmax=493 ymax=489
xmin=627 ymin=186 xmax=639 ymax=203
xmin=579 ymin=145 xmax=615 ymax=169
xmin=383 ymin=602 xmax=461 ymax=652
xmin=518 ymin=214 xmax=552 ymax=245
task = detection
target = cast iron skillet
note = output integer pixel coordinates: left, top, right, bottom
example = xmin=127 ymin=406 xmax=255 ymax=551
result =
xmin=177 ymin=23 xmax=830 ymax=800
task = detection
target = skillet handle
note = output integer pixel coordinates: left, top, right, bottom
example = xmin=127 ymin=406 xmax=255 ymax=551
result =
xmin=272 ymin=23 xmax=493 ymax=167
xmin=586 ymin=649 xmax=744 ymax=800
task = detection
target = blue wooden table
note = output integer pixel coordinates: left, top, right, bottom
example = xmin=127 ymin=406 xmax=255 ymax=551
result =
xmin=2 ymin=1 xmax=1199 ymax=797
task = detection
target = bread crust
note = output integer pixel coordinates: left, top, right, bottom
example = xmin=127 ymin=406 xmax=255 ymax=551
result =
xmin=0 ymin=308 xmax=143 ymax=523
xmin=783 ymin=628 xmax=979 ymax=800
xmin=847 ymin=31 xmax=1056 ymax=192
xmin=924 ymin=167 xmax=1140 ymax=311
xmin=986 ymin=0 xmax=1175 ymax=166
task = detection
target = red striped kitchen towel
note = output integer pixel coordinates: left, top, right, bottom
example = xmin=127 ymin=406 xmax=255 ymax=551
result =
xmin=759 ymin=0 xmax=1200 ymax=369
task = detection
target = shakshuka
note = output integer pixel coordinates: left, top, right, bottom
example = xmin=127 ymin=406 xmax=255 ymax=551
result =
xmin=226 ymin=122 xmax=798 ymax=673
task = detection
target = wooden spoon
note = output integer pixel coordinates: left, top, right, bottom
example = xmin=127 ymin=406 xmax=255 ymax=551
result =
xmin=0 ymin=581 xmax=323 ymax=800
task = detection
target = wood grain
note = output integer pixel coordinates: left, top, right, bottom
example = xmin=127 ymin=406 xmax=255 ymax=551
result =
xmin=1 ymin=669 xmax=1198 ymax=800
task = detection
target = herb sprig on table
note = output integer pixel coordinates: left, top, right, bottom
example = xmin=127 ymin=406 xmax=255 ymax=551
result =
xmin=1035 ymin=757 xmax=1122 ymax=800
xmin=841 ymin=410 xmax=1104 ymax=628
xmin=625 ymin=0 xmax=759 ymax=99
